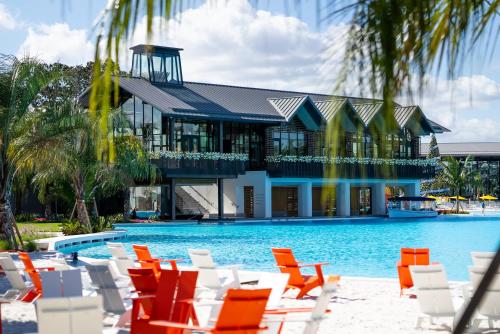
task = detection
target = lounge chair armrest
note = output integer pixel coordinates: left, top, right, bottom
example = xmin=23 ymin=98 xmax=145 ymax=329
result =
xmin=298 ymin=262 xmax=329 ymax=267
xmin=126 ymin=294 xmax=156 ymax=301
xmin=159 ymin=258 xmax=184 ymax=263
xmin=35 ymin=266 xmax=55 ymax=271
xmin=149 ymin=320 xmax=210 ymax=331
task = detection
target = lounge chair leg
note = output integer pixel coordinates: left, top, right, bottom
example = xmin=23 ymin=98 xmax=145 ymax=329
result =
xmin=471 ymin=319 xmax=481 ymax=331
xmin=487 ymin=319 xmax=494 ymax=329
xmin=415 ymin=316 xmax=423 ymax=329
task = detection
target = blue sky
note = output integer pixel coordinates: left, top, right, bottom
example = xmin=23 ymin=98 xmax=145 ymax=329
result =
xmin=1 ymin=0 xmax=499 ymax=143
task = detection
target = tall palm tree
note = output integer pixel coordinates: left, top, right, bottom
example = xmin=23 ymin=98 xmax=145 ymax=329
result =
xmin=0 ymin=55 xmax=54 ymax=248
xmin=12 ymin=101 xmax=154 ymax=228
xmin=439 ymin=156 xmax=475 ymax=213
xmin=86 ymin=1 xmax=498 ymax=161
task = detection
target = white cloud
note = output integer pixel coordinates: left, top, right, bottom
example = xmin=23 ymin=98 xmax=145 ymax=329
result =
xmin=406 ymin=75 xmax=500 ymax=142
xmin=126 ymin=0 xmax=349 ymax=94
xmin=17 ymin=23 xmax=94 ymax=65
xmin=0 ymin=3 xmax=17 ymax=30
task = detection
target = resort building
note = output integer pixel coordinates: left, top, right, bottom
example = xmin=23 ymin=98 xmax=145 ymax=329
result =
xmin=420 ymin=142 xmax=500 ymax=197
xmin=80 ymin=44 xmax=449 ymax=219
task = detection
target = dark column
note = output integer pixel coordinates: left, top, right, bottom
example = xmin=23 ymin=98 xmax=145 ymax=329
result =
xmin=169 ymin=178 xmax=176 ymax=220
xmin=217 ymin=178 xmax=224 ymax=220
xmin=160 ymin=185 xmax=168 ymax=217
xmin=219 ymin=121 xmax=224 ymax=153
xmin=169 ymin=117 xmax=175 ymax=151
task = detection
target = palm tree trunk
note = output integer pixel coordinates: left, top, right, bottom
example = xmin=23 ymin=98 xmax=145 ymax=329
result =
xmin=76 ymin=198 xmax=91 ymax=228
xmin=123 ymin=187 xmax=130 ymax=220
xmin=0 ymin=197 xmax=18 ymax=250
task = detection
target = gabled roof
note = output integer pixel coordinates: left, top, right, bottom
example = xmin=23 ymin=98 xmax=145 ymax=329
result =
xmin=394 ymin=105 xmax=435 ymax=135
xmin=427 ymin=119 xmax=451 ymax=133
xmin=352 ymin=102 xmax=384 ymax=126
xmin=315 ymin=98 xmax=347 ymax=121
xmin=267 ymin=95 xmax=325 ymax=130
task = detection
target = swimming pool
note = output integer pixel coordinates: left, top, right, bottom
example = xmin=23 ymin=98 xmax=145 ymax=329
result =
xmin=61 ymin=215 xmax=500 ymax=280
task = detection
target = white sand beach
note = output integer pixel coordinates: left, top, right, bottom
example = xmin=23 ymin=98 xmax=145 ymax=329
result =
xmin=2 ymin=254 xmax=492 ymax=334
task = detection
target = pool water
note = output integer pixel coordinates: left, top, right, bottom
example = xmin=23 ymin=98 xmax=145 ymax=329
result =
xmin=61 ymin=215 xmax=500 ymax=280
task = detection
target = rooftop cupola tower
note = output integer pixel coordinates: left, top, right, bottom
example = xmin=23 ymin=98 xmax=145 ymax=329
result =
xmin=130 ymin=44 xmax=183 ymax=85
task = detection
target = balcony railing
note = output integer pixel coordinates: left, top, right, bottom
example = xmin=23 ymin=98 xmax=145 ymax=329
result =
xmin=149 ymin=151 xmax=248 ymax=178
xmin=265 ymin=156 xmax=437 ymax=179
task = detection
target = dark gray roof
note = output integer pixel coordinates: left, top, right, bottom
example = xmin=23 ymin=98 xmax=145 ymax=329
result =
xmin=420 ymin=142 xmax=500 ymax=157
xmin=130 ymin=44 xmax=183 ymax=54
xmin=78 ymin=76 xmax=446 ymax=131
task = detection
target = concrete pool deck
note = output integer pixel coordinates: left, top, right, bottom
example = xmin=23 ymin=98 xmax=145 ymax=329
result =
xmin=1 ymin=254 xmax=490 ymax=334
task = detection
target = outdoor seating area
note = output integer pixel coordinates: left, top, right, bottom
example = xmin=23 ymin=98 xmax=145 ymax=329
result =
xmin=0 ymin=245 xmax=497 ymax=333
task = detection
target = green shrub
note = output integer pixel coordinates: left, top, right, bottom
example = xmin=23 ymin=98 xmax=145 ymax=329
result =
xmin=106 ymin=213 xmax=124 ymax=224
xmin=16 ymin=213 xmax=36 ymax=222
xmin=90 ymin=216 xmax=114 ymax=233
xmin=24 ymin=240 xmax=38 ymax=252
xmin=0 ymin=239 xmax=11 ymax=251
xmin=60 ymin=220 xmax=91 ymax=236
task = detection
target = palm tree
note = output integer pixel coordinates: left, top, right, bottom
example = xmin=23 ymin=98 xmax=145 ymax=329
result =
xmin=12 ymin=100 xmax=154 ymax=228
xmin=86 ymin=1 xmax=499 ymax=161
xmin=0 ymin=55 xmax=55 ymax=249
xmin=439 ymin=156 xmax=475 ymax=213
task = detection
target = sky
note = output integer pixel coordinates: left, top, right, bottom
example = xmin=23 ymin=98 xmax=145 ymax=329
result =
xmin=1 ymin=0 xmax=500 ymax=144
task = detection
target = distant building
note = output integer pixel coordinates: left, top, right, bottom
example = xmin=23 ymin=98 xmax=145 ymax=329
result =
xmin=420 ymin=142 xmax=500 ymax=197
xmin=79 ymin=44 xmax=449 ymax=219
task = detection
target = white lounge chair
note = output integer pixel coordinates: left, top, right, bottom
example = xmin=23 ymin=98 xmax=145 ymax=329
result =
xmin=40 ymin=269 xmax=83 ymax=298
xmin=107 ymin=242 xmax=134 ymax=277
xmin=468 ymin=265 xmax=500 ymax=330
xmin=256 ymin=272 xmax=290 ymax=308
xmin=35 ymin=296 xmax=120 ymax=334
xmin=188 ymin=248 xmax=241 ymax=299
xmin=263 ymin=282 xmax=337 ymax=334
xmin=86 ymin=264 xmax=131 ymax=328
xmin=471 ymin=252 xmax=495 ymax=267
xmin=0 ymin=255 xmax=31 ymax=300
xmin=409 ymin=264 xmax=458 ymax=330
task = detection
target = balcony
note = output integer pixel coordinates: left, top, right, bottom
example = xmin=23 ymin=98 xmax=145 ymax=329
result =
xmin=150 ymin=152 xmax=248 ymax=178
xmin=265 ymin=156 xmax=437 ymax=180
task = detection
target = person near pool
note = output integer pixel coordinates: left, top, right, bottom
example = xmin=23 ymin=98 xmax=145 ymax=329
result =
xmin=481 ymin=201 xmax=485 ymax=214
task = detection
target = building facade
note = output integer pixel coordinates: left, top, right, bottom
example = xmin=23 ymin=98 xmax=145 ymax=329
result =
xmin=420 ymin=142 xmax=500 ymax=197
xmin=80 ymin=45 xmax=448 ymax=219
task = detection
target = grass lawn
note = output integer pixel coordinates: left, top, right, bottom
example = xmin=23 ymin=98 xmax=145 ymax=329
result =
xmin=17 ymin=221 xmax=61 ymax=233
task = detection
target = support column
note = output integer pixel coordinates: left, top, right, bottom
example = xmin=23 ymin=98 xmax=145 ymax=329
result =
xmin=169 ymin=178 xmax=176 ymax=220
xmin=336 ymin=182 xmax=351 ymax=217
xmin=405 ymin=182 xmax=421 ymax=197
xmin=219 ymin=121 xmax=224 ymax=153
xmin=168 ymin=118 xmax=175 ymax=151
xmin=372 ymin=183 xmax=387 ymax=215
xmin=218 ymin=178 xmax=224 ymax=220
xmin=160 ymin=185 xmax=168 ymax=217
xmin=298 ymin=182 xmax=313 ymax=217
xmin=264 ymin=179 xmax=272 ymax=218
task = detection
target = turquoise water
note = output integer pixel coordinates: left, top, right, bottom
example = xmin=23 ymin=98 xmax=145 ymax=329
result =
xmin=61 ymin=215 xmax=500 ymax=280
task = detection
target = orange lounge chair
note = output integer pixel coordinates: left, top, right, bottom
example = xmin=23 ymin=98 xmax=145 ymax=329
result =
xmin=271 ymin=248 xmax=329 ymax=299
xmin=397 ymin=248 xmax=431 ymax=296
xmin=128 ymin=268 xmax=160 ymax=316
xmin=132 ymin=244 xmax=181 ymax=277
xmin=150 ymin=288 xmax=271 ymax=334
xmin=130 ymin=269 xmax=199 ymax=334
xmin=18 ymin=252 xmax=55 ymax=300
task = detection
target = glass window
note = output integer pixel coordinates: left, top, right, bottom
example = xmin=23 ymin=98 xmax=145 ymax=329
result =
xmin=140 ymin=54 xmax=149 ymax=80
xmin=134 ymin=97 xmax=143 ymax=136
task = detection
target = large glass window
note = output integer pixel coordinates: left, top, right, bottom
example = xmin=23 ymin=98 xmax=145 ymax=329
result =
xmin=174 ymin=120 xmax=217 ymax=152
xmin=271 ymin=130 xmax=306 ymax=156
